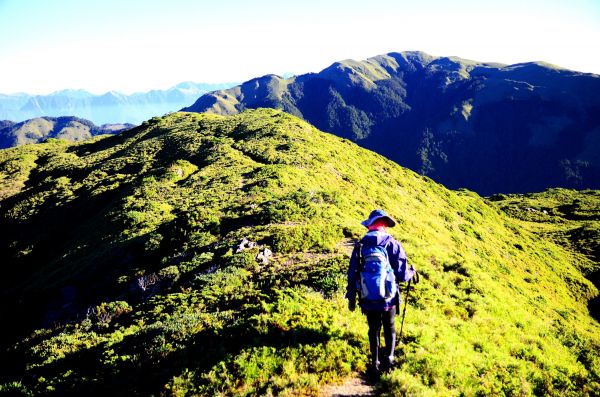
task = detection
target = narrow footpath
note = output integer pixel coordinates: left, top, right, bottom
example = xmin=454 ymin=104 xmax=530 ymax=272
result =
xmin=319 ymin=376 xmax=377 ymax=397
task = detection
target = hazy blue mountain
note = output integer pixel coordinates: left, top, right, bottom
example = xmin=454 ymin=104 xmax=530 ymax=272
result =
xmin=184 ymin=51 xmax=600 ymax=194
xmin=0 ymin=116 xmax=132 ymax=148
xmin=0 ymin=82 xmax=236 ymax=125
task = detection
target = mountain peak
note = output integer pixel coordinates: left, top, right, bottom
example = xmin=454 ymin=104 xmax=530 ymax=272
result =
xmin=500 ymin=60 xmax=576 ymax=75
xmin=49 ymin=89 xmax=93 ymax=98
xmin=184 ymin=50 xmax=600 ymax=194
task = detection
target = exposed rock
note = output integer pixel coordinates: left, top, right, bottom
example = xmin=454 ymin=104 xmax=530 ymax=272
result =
xmin=256 ymin=247 xmax=273 ymax=265
xmin=235 ymin=237 xmax=258 ymax=253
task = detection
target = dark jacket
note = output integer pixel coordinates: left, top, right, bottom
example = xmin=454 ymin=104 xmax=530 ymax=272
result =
xmin=346 ymin=230 xmax=414 ymax=311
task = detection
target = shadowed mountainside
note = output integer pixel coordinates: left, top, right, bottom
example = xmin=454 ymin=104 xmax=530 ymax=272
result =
xmin=184 ymin=51 xmax=600 ymax=195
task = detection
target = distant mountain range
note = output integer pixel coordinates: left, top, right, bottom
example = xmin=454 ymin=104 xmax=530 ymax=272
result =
xmin=184 ymin=51 xmax=600 ymax=195
xmin=0 ymin=116 xmax=132 ymax=149
xmin=0 ymin=82 xmax=235 ymax=125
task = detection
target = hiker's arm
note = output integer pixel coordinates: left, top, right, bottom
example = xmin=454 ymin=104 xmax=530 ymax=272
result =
xmin=392 ymin=240 xmax=415 ymax=282
xmin=346 ymin=245 xmax=359 ymax=310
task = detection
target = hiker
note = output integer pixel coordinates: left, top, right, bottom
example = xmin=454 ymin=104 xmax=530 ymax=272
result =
xmin=346 ymin=209 xmax=416 ymax=375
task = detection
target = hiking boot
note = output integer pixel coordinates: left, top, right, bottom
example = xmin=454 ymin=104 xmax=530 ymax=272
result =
xmin=387 ymin=355 xmax=395 ymax=367
xmin=381 ymin=355 xmax=395 ymax=373
xmin=367 ymin=363 xmax=380 ymax=380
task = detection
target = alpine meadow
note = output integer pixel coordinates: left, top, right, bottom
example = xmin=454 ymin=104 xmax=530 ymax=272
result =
xmin=0 ymin=109 xmax=598 ymax=396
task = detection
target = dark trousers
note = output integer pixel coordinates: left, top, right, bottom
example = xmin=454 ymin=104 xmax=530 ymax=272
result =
xmin=365 ymin=306 xmax=396 ymax=367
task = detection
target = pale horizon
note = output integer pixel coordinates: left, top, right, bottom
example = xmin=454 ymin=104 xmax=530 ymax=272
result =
xmin=1 ymin=0 xmax=599 ymax=95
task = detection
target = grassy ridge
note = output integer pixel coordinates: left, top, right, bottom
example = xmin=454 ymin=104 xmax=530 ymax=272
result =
xmin=489 ymin=189 xmax=600 ymax=320
xmin=0 ymin=109 xmax=598 ymax=396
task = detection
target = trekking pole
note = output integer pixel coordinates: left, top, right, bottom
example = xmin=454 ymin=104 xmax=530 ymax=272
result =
xmin=399 ymin=271 xmax=418 ymax=340
xmin=398 ymin=279 xmax=412 ymax=340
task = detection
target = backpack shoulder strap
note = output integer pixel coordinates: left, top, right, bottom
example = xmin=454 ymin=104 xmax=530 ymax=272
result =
xmin=381 ymin=242 xmax=390 ymax=265
xmin=355 ymin=241 xmax=364 ymax=272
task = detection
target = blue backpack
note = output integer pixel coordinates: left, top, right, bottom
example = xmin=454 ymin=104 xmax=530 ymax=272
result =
xmin=357 ymin=243 xmax=397 ymax=302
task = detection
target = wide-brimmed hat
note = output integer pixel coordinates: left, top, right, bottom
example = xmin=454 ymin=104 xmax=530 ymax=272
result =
xmin=361 ymin=209 xmax=396 ymax=228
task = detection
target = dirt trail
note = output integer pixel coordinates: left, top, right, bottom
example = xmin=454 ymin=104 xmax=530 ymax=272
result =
xmin=319 ymin=376 xmax=377 ymax=397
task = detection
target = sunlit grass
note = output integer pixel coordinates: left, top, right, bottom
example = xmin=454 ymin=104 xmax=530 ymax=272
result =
xmin=0 ymin=109 xmax=598 ymax=396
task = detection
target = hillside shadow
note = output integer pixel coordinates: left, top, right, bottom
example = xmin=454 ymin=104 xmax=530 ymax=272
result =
xmin=588 ymin=270 xmax=600 ymax=323
xmin=0 ymin=121 xmax=226 ymax=350
xmin=589 ymin=296 xmax=600 ymax=323
xmin=0 ymin=168 xmax=154 ymax=349
xmin=14 ymin=321 xmax=331 ymax=396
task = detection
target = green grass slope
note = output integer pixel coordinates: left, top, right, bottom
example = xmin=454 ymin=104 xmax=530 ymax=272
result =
xmin=0 ymin=109 xmax=598 ymax=396
xmin=489 ymin=189 xmax=600 ymax=319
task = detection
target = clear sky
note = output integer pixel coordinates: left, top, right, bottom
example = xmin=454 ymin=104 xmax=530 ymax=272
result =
xmin=0 ymin=0 xmax=598 ymax=95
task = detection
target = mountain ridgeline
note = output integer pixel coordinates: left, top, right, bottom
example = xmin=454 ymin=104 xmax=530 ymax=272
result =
xmin=0 ymin=116 xmax=132 ymax=149
xmin=0 ymin=82 xmax=235 ymax=125
xmin=0 ymin=109 xmax=598 ymax=396
xmin=184 ymin=51 xmax=600 ymax=195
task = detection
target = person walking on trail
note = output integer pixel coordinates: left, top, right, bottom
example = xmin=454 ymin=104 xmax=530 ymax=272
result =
xmin=346 ymin=209 xmax=416 ymax=376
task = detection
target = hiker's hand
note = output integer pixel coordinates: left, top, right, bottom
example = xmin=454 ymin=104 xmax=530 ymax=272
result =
xmin=410 ymin=266 xmax=420 ymax=284
xmin=348 ymin=300 xmax=356 ymax=312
